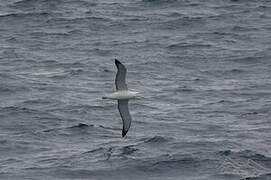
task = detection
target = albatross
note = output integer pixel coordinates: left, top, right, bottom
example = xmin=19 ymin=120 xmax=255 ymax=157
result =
xmin=102 ymin=59 xmax=142 ymax=137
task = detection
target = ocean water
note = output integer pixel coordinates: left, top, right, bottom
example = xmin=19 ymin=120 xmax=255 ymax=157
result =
xmin=0 ymin=0 xmax=271 ymax=179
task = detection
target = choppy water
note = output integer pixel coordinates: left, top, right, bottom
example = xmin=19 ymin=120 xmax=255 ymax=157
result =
xmin=1 ymin=0 xmax=271 ymax=179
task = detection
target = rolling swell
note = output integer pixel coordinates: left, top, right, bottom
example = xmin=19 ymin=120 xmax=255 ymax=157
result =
xmin=1 ymin=0 xmax=271 ymax=180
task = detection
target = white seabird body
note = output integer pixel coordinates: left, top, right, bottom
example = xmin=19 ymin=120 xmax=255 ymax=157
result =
xmin=102 ymin=59 xmax=142 ymax=137
xmin=102 ymin=90 xmax=141 ymax=100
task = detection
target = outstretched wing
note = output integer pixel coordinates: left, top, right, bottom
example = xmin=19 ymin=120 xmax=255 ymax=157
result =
xmin=115 ymin=59 xmax=128 ymax=90
xmin=117 ymin=100 xmax=131 ymax=137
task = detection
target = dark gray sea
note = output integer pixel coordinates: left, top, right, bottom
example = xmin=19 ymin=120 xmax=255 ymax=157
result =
xmin=1 ymin=0 xmax=271 ymax=179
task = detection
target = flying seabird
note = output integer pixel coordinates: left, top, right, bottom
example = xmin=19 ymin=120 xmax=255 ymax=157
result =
xmin=102 ymin=59 xmax=142 ymax=137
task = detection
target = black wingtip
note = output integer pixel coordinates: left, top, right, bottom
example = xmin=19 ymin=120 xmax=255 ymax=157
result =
xmin=122 ymin=129 xmax=128 ymax=137
xmin=115 ymin=59 xmax=121 ymax=65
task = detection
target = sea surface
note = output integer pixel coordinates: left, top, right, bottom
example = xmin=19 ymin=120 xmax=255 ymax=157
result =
xmin=1 ymin=0 xmax=271 ymax=179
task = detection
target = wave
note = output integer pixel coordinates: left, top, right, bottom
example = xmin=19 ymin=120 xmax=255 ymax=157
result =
xmin=29 ymin=31 xmax=70 ymax=37
xmin=46 ymin=16 xmax=112 ymax=25
xmin=48 ymin=69 xmax=84 ymax=79
xmin=120 ymin=145 xmax=138 ymax=156
xmin=218 ymin=150 xmax=271 ymax=179
xmin=236 ymin=150 xmax=271 ymax=162
xmin=43 ymin=123 xmax=96 ymax=135
xmin=158 ymin=15 xmax=205 ymax=29
xmin=151 ymin=156 xmax=199 ymax=170
xmin=68 ymin=123 xmax=92 ymax=129
xmin=0 ymin=106 xmax=40 ymax=114
xmin=0 ymin=12 xmax=50 ymax=19
xmin=0 ymin=86 xmax=15 ymax=94
xmin=141 ymin=0 xmax=177 ymax=3
xmin=227 ymin=55 xmax=265 ymax=64
xmin=82 ymin=147 xmax=108 ymax=154
xmin=13 ymin=0 xmax=62 ymax=8
xmin=167 ymin=42 xmax=212 ymax=50
xmin=142 ymin=136 xmax=169 ymax=144
xmin=60 ymin=123 xmax=119 ymax=137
